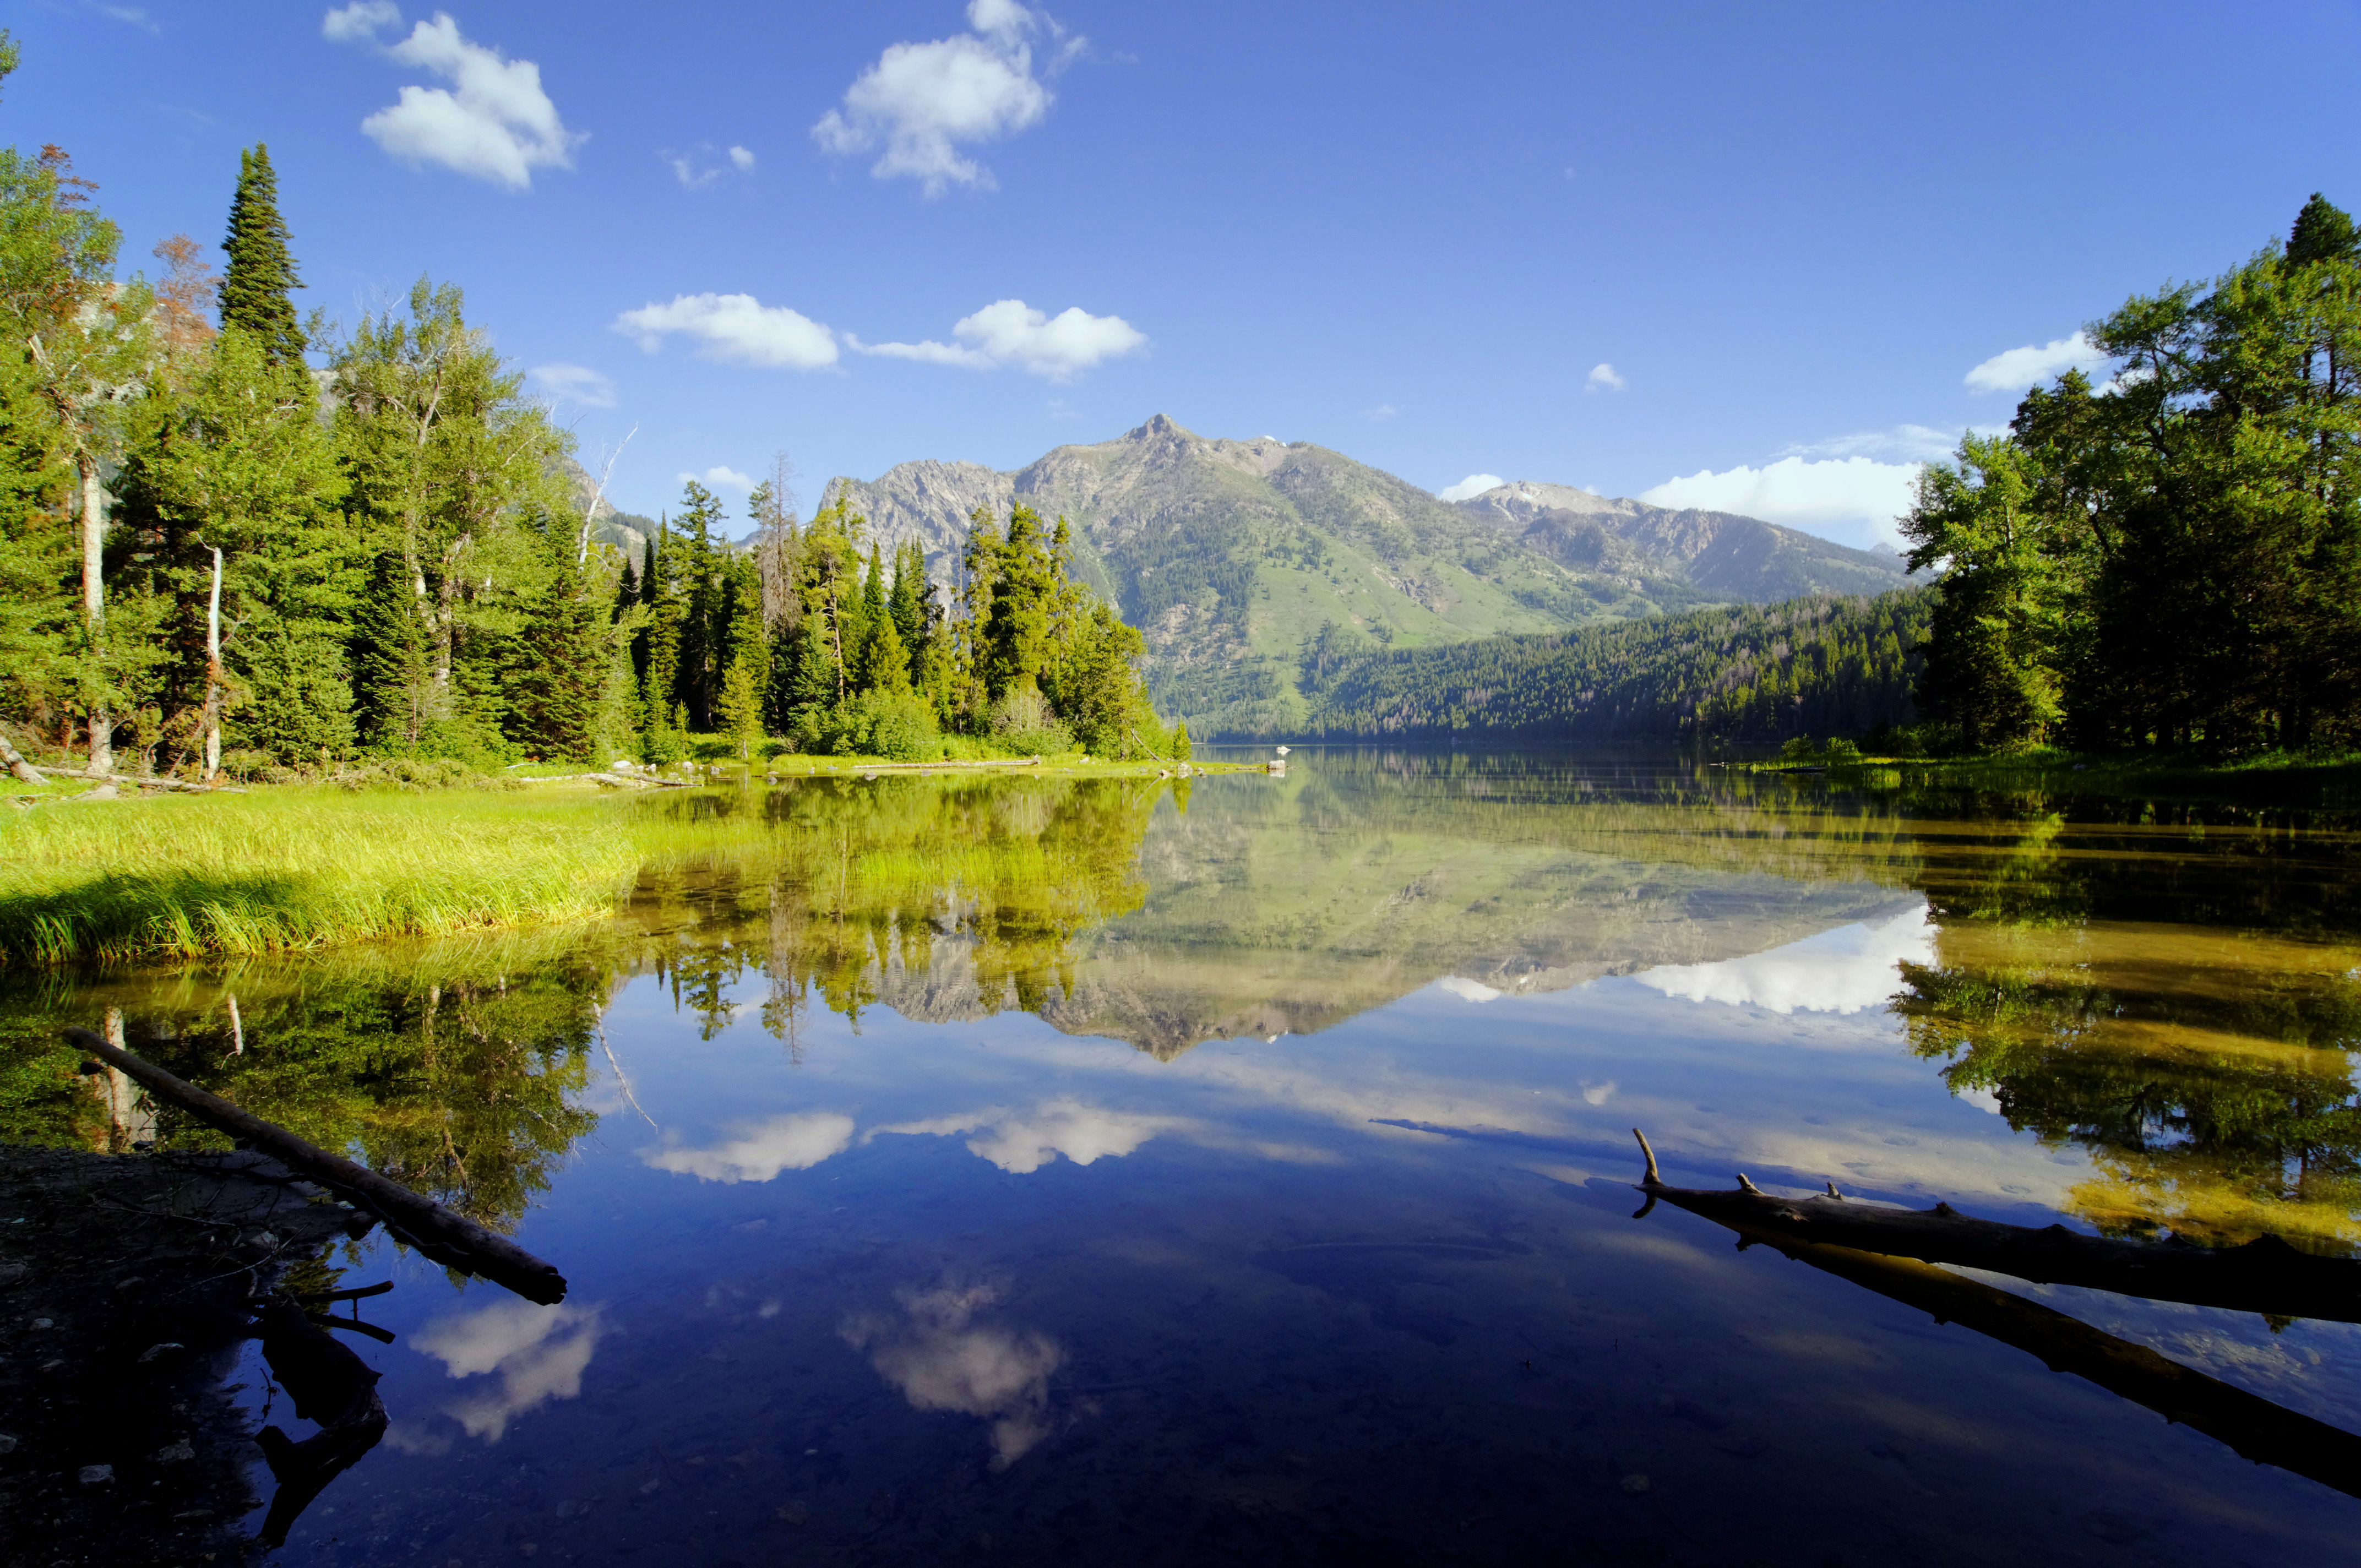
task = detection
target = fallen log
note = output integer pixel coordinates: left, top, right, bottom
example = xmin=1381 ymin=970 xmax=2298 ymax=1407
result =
xmin=1628 ymin=1128 xmax=2361 ymax=1324
xmin=1713 ymin=1216 xmax=2361 ymax=1502
xmin=64 ymin=1026 xmax=567 ymax=1304
xmin=0 ymin=732 xmax=44 ymax=785
xmin=41 ymin=766 xmax=245 ymax=794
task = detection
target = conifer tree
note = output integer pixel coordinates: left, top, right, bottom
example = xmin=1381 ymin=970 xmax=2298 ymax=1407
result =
xmin=220 ymin=145 xmax=305 ymax=364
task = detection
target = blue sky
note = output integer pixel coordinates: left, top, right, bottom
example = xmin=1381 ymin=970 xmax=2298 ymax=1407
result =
xmin=17 ymin=1 xmax=2361 ymax=545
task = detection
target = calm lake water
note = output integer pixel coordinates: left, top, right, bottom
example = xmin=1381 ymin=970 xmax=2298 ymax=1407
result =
xmin=17 ymin=749 xmax=2361 ymax=1564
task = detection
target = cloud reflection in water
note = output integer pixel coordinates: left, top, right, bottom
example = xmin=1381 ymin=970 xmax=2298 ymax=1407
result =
xmin=869 ymin=1097 xmax=1182 ymax=1174
xmin=641 ymin=1112 xmax=858 ymax=1182
xmin=1631 ymin=903 xmax=1933 ymax=1015
xmin=391 ymin=1299 xmax=606 ymax=1447
xmin=841 ymin=1283 xmax=1062 ymax=1467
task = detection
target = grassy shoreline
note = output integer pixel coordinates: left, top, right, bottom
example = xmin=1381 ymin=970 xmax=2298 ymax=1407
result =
xmin=0 ymin=754 xmax=1266 ymax=965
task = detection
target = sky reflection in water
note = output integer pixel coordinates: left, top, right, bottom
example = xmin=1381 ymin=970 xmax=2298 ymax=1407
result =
xmin=31 ymin=751 xmax=2361 ymax=1564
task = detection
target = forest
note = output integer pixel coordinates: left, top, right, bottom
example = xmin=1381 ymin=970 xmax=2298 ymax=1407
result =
xmin=1225 ymin=589 xmax=1930 ymax=747
xmin=1905 ymin=193 xmax=2361 ymax=756
xmin=0 ymin=37 xmax=1180 ymax=780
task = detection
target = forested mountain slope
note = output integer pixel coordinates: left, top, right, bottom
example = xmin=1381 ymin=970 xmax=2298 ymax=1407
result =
xmin=822 ymin=417 xmax=1912 ymax=733
xmin=1251 ymin=589 xmax=1932 ymax=746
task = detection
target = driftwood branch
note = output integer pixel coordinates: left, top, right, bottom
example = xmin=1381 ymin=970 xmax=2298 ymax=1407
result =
xmin=1719 ymin=1218 xmax=2361 ymax=1503
xmin=63 ymin=1026 xmax=566 ymax=1304
xmin=250 ymin=1297 xmax=388 ymax=1549
xmin=1628 ymin=1128 xmax=2361 ymax=1324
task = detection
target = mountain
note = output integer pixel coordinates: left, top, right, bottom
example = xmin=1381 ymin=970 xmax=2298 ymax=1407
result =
xmin=818 ymin=416 xmax=1912 ymax=733
xmin=1450 ymin=480 xmax=1914 ymax=602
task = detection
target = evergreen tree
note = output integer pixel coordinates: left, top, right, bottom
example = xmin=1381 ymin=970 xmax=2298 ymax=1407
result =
xmin=219 ymin=145 xmax=305 ymax=364
xmin=507 ymin=532 xmax=609 ymax=763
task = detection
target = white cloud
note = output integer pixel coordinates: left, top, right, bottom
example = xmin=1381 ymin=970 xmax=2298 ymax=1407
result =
xmin=677 ymin=465 xmax=754 ymax=491
xmin=321 ymin=0 xmax=399 ymax=41
xmin=613 ymin=292 xmax=840 ymax=371
xmin=1633 ymin=903 xmax=1934 ymax=1015
xmin=1776 ymin=424 xmax=1971 ymax=465
xmin=870 ymin=1097 xmax=1178 ymax=1174
xmin=95 ymin=3 xmax=160 ymax=31
xmin=1434 ymin=975 xmax=1502 ymax=1003
xmin=1363 ymin=402 xmax=1399 ymax=422
xmin=841 ymin=1282 xmax=1061 ymax=1467
xmin=527 ymin=362 xmax=614 ymax=408
xmin=1585 ymin=362 xmax=1625 ymax=393
xmin=850 ymin=298 xmax=1144 ymax=380
xmin=813 ymin=1 xmax=1076 ymax=194
xmin=668 ymin=141 xmax=757 ymax=189
xmin=343 ymin=13 xmax=582 ymax=191
xmin=1437 ymin=473 xmax=1505 ymax=503
xmin=641 ymin=1112 xmax=856 ymax=1182
xmin=410 ymin=1299 xmax=604 ymax=1442
xmin=1641 ymin=454 xmax=1923 ymax=547
xmin=1964 ymin=330 xmax=2109 ymax=394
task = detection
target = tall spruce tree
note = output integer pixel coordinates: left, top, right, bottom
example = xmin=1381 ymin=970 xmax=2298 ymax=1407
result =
xmin=220 ymin=145 xmax=304 ymax=364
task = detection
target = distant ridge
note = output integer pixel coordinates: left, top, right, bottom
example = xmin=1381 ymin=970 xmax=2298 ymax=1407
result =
xmin=818 ymin=416 xmax=1912 ymax=732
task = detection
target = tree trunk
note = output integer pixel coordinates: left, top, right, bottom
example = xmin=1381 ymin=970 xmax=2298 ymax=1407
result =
xmin=203 ymin=546 xmax=223 ymax=780
xmin=79 ymin=454 xmax=110 ymax=777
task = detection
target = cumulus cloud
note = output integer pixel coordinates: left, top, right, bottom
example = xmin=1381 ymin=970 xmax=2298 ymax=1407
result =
xmin=335 ymin=11 xmax=583 ymax=190
xmin=1437 ymin=473 xmax=1505 ymax=503
xmin=813 ymin=0 xmax=1079 ymax=194
xmin=850 ymin=298 xmax=1144 ymax=380
xmin=641 ymin=1112 xmax=856 ymax=1182
xmin=321 ymin=0 xmax=399 ymax=41
xmin=1641 ymin=454 xmax=1923 ymax=547
xmin=728 ymin=144 xmax=755 ymax=171
xmin=677 ymin=465 xmax=754 ymax=491
xmin=1585 ymin=362 xmax=1625 ymax=393
xmin=1633 ymin=903 xmax=1934 ymax=1015
xmin=527 ymin=362 xmax=614 ymax=408
xmin=1964 ymin=330 xmax=2110 ymax=394
xmin=870 ymin=1097 xmax=1179 ymax=1174
xmin=841 ymin=1282 xmax=1061 ymax=1466
xmin=613 ymin=292 xmax=840 ymax=371
xmin=408 ymin=1300 xmax=605 ymax=1442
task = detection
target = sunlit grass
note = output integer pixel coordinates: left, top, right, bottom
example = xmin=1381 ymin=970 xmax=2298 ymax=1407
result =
xmin=0 ymin=791 xmax=646 ymax=963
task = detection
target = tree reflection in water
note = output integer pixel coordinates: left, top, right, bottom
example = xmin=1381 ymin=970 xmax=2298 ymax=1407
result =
xmin=1894 ymin=801 xmax=2361 ymax=1255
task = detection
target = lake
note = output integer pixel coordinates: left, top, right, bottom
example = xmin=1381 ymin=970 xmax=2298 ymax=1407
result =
xmin=15 ymin=749 xmax=2361 ymax=1565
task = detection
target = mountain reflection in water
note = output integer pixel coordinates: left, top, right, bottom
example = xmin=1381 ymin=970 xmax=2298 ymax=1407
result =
xmin=6 ymin=749 xmax=2361 ymax=1564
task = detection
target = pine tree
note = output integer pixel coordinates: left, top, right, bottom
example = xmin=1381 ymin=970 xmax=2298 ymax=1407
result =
xmin=220 ymin=145 xmax=304 ymax=364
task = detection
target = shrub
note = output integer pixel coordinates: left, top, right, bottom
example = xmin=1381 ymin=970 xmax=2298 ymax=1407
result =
xmin=987 ymin=685 xmax=1073 ymax=755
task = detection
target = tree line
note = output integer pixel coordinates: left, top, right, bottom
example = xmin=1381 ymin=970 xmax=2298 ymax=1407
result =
xmin=0 ymin=38 xmax=1178 ymax=776
xmin=1906 ymin=193 xmax=2361 ymax=755
xmin=1236 ymin=590 xmax=1928 ymax=746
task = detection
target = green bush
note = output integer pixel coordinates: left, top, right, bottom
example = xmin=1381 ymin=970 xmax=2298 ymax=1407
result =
xmin=1779 ymin=735 xmax=1821 ymax=763
xmin=987 ymin=685 xmax=1073 ymax=756
xmin=857 ymin=692 xmax=940 ymax=761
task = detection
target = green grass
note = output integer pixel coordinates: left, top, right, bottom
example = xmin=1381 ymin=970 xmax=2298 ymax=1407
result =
xmin=0 ymin=791 xmax=645 ymax=964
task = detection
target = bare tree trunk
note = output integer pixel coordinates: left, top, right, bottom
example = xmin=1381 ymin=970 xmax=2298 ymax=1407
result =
xmin=79 ymin=454 xmax=110 ymax=777
xmin=203 ymin=546 xmax=224 ymax=780
xmin=578 ymin=425 xmax=637 ymax=565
